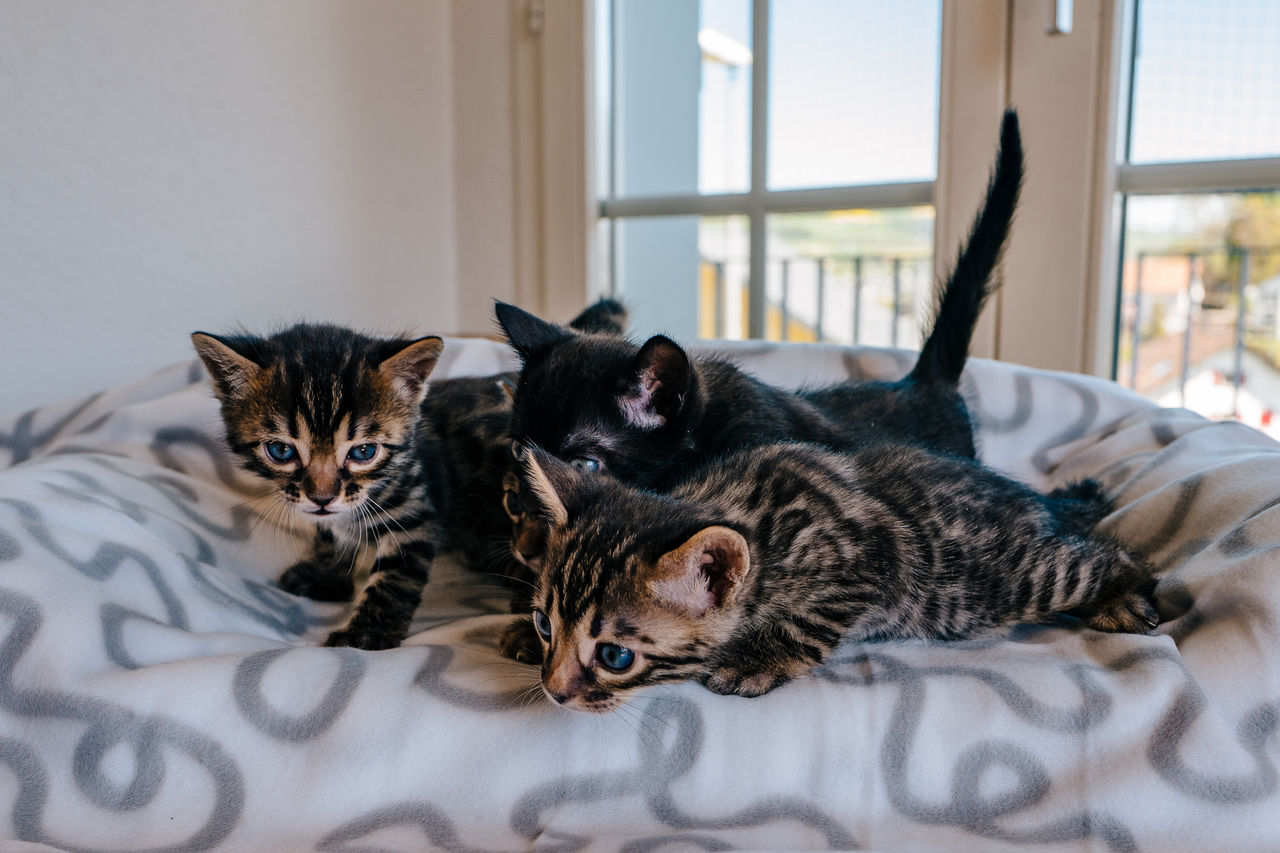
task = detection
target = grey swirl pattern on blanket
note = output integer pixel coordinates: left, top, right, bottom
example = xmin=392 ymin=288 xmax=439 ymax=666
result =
xmin=0 ymin=340 xmax=1275 ymax=851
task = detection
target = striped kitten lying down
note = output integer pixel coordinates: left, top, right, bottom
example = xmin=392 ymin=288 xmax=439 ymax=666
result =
xmin=511 ymin=442 xmax=1158 ymax=713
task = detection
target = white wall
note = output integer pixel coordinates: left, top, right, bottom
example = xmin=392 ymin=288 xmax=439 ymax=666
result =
xmin=0 ymin=0 xmax=460 ymax=413
xmin=451 ymin=1 xmax=519 ymax=336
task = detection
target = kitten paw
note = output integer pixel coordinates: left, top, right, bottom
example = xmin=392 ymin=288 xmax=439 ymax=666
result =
xmin=1085 ymin=590 xmax=1160 ymax=634
xmin=323 ymin=627 xmax=401 ymax=651
xmin=498 ymin=619 xmax=543 ymax=665
xmin=702 ymin=666 xmax=793 ymax=698
xmin=278 ymin=561 xmax=354 ymax=602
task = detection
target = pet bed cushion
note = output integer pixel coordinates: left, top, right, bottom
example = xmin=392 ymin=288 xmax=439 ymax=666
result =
xmin=0 ymin=337 xmax=1276 ymax=852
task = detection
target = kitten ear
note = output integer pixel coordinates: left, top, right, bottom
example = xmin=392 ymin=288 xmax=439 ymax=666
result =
xmin=495 ymin=302 xmax=573 ymax=361
xmin=513 ymin=442 xmax=579 ymax=528
xmin=620 ymin=335 xmax=694 ymax=429
xmin=379 ymin=336 xmax=444 ymax=403
xmin=567 ymin=298 xmax=628 ymax=336
xmin=191 ymin=332 xmax=262 ymax=399
xmin=650 ymin=526 xmax=750 ymax=617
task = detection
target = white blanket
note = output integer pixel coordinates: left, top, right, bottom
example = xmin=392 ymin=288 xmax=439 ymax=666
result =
xmin=0 ymin=337 xmax=1277 ymax=852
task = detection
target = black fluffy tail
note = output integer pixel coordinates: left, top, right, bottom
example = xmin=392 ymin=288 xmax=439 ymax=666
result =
xmin=567 ymin=298 xmax=628 ymax=336
xmin=909 ymin=109 xmax=1023 ymax=387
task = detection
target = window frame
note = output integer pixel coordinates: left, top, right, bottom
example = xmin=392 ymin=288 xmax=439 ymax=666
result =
xmin=1110 ymin=0 xmax=1280 ymax=380
xmin=595 ymin=0 xmax=940 ymax=341
xmin=530 ymin=0 xmax=1279 ymax=376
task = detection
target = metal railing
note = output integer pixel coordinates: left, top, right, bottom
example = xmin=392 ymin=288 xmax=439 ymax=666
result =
xmin=1122 ymin=246 xmax=1280 ymax=416
xmin=702 ymin=254 xmax=933 ymax=345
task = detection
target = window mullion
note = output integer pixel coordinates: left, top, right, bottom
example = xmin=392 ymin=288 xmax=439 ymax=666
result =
xmin=747 ymin=0 xmax=771 ymax=339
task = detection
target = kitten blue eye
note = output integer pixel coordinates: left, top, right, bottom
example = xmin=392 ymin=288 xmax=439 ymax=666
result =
xmin=569 ymin=457 xmax=600 ymax=473
xmin=264 ymin=441 xmax=296 ymax=463
xmin=533 ymin=610 xmax=552 ymax=641
xmin=596 ymin=643 xmax=634 ymax=672
xmin=347 ymin=443 xmax=377 ymax=462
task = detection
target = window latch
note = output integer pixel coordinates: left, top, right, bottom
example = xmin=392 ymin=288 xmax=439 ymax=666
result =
xmin=1046 ymin=0 xmax=1073 ymax=35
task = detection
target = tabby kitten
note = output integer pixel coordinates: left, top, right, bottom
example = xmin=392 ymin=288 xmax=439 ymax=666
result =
xmin=494 ymin=110 xmax=1023 ymax=493
xmin=512 ymin=442 xmax=1158 ymax=712
xmin=194 ymin=300 xmax=627 ymax=650
xmin=194 ymin=324 xmax=446 ymax=650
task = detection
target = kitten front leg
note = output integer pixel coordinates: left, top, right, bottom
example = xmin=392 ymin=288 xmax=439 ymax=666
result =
xmin=702 ymin=660 xmax=808 ymax=698
xmin=324 ymin=537 xmax=435 ymax=651
xmin=701 ymin=633 xmax=820 ymax=698
xmin=277 ymin=527 xmax=354 ymax=602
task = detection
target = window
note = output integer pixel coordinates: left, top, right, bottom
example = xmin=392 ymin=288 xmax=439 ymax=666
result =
xmin=595 ymin=0 xmax=941 ymax=343
xmin=1114 ymin=0 xmax=1280 ymax=436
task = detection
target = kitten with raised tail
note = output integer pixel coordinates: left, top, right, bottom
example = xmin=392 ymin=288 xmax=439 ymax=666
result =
xmin=497 ymin=110 xmax=1022 ymax=662
xmin=494 ymin=111 xmax=1023 ymax=492
xmin=193 ymin=300 xmax=628 ymax=651
xmin=511 ymin=442 xmax=1158 ymax=712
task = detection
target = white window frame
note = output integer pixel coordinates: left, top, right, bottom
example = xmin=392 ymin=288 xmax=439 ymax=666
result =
xmin=597 ymin=0 xmax=936 ymax=340
xmin=519 ymin=0 xmax=1278 ymax=376
xmin=1110 ymin=0 xmax=1280 ymax=379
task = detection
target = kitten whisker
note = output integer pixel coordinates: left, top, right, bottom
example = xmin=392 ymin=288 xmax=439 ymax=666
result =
xmin=212 ymin=491 xmax=275 ymax=517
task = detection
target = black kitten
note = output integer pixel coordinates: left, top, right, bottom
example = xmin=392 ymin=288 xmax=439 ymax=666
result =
xmin=495 ymin=111 xmax=1023 ymax=492
xmin=427 ymin=299 xmax=629 ymax=584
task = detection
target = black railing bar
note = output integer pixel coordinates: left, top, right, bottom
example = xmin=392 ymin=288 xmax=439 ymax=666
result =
xmin=701 ymin=253 xmax=932 ymax=266
xmin=1180 ymin=253 xmax=1197 ymax=408
xmin=1233 ymin=250 xmax=1251 ymax=418
xmin=780 ymin=258 xmax=790 ymax=342
xmin=891 ymin=258 xmax=902 ymax=349
xmin=1130 ymin=252 xmax=1144 ymax=391
xmin=713 ymin=261 xmax=725 ymax=340
xmin=815 ymin=258 xmax=826 ymax=342
xmin=1124 ymin=245 xmax=1280 ymax=259
xmin=853 ymin=257 xmax=863 ymax=346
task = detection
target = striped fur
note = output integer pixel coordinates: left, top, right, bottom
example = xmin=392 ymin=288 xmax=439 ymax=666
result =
xmin=193 ymin=324 xmax=447 ymax=650
xmin=513 ymin=442 xmax=1158 ymax=712
xmin=192 ymin=300 xmax=628 ymax=650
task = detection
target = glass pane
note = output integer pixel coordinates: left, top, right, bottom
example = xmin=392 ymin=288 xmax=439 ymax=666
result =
xmin=1117 ymin=192 xmax=1280 ymax=438
xmin=769 ymin=0 xmax=940 ymax=190
xmin=1129 ymin=0 xmax=1280 ymax=164
xmin=699 ymin=0 xmax=752 ymax=194
xmin=765 ymin=207 xmax=935 ymax=346
xmin=613 ymin=215 xmax=749 ymax=340
xmin=610 ymin=0 xmax=751 ymax=198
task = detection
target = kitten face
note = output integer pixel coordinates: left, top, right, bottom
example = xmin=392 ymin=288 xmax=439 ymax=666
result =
xmin=241 ymin=407 xmax=406 ymax=518
xmin=192 ymin=324 xmax=442 ymax=524
xmin=515 ymin=446 xmax=747 ymax=712
xmin=495 ymin=303 xmax=698 ymax=490
xmin=532 ymin=582 xmax=703 ymax=713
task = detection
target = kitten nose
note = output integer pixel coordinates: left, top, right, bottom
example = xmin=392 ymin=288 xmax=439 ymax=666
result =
xmin=311 ymin=492 xmax=335 ymax=508
xmin=547 ymin=690 xmax=568 ymax=704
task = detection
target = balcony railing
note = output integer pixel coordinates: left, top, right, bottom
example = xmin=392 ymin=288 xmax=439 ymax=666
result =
xmin=699 ymin=254 xmax=933 ymax=347
xmin=1120 ymin=246 xmax=1280 ymax=430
